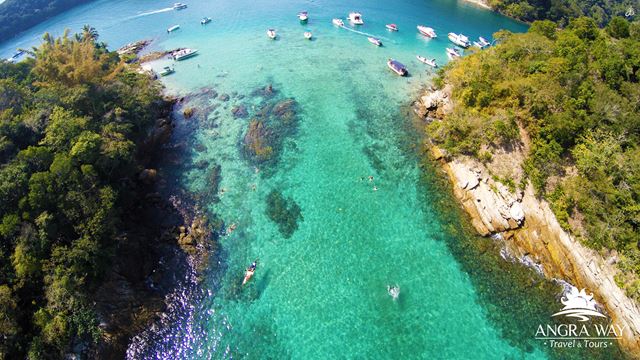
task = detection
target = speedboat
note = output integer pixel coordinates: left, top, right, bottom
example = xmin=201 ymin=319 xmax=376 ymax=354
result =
xmin=267 ymin=29 xmax=277 ymax=39
xmin=417 ymin=25 xmax=437 ymax=38
xmin=446 ymin=47 xmax=461 ymax=60
xmin=387 ymin=59 xmax=407 ymax=76
xmin=304 ymin=31 xmax=313 ymax=40
xmin=173 ymin=2 xmax=187 ymax=10
xmin=242 ymin=260 xmax=257 ymax=286
xmin=417 ymin=55 xmax=437 ymax=67
xmin=298 ymin=11 xmax=308 ymax=22
xmin=368 ymin=37 xmax=382 ymax=46
xmin=201 ymin=17 xmax=212 ymax=25
xmin=448 ymin=32 xmax=470 ymax=48
xmin=167 ymin=25 xmax=180 ymax=33
xmin=348 ymin=12 xmax=364 ymax=25
xmin=478 ymin=36 xmax=491 ymax=46
xmin=386 ymin=23 xmax=398 ymax=31
xmin=332 ymin=18 xmax=344 ymax=27
xmin=159 ymin=66 xmax=175 ymax=76
xmin=172 ymin=48 xmax=198 ymax=61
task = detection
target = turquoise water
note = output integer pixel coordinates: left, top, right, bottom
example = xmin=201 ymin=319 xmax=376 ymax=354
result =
xmin=0 ymin=1 xmax=625 ymax=359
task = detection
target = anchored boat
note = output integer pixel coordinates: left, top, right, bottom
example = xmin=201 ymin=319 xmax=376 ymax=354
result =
xmin=448 ymin=32 xmax=470 ymax=48
xmin=446 ymin=47 xmax=461 ymax=60
xmin=387 ymin=59 xmax=407 ymax=76
xmin=172 ymin=48 xmax=198 ymax=61
xmin=267 ymin=28 xmax=277 ymax=39
xmin=201 ymin=17 xmax=212 ymax=25
xmin=159 ymin=66 xmax=175 ymax=76
xmin=304 ymin=31 xmax=313 ymax=40
xmin=298 ymin=11 xmax=308 ymax=22
xmin=167 ymin=25 xmax=180 ymax=33
xmin=348 ymin=12 xmax=364 ymax=25
xmin=417 ymin=55 xmax=437 ymax=67
xmin=386 ymin=23 xmax=398 ymax=31
xmin=417 ymin=25 xmax=437 ymax=38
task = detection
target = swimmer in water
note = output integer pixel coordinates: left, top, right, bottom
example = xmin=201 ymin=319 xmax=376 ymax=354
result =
xmin=368 ymin=176 xmax=374 ymax=182
xmin=373 ymin=186 xmax=378 ymax=191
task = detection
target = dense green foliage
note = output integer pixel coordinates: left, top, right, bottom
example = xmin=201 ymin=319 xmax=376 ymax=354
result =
xmin=0 ymin=0 xmax=89 ymax=42
xmin=488 ymin=0 xmax=639 ymax=27
xmin=0 ymin=29 xmax=166 ymax=357
xmin=429 ymin=17 xmax=640 ymax=299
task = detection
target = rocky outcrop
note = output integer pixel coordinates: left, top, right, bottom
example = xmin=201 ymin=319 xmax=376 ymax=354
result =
xmin=419 ymin=87 xmax=640 ymax=357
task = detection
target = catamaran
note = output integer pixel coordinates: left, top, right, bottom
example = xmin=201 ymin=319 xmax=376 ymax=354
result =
xmin=267 ymin=29 xmax=277 ymax=39
xmin=201 ymin=17 xmax=212 ymax=25
xmin=387 ymin=59 xmax=407 ymax=76
xmin=298 ymin=11 xmax=308 ymax=22
xmin=368 ymin=37 xmax=382 ymax=46
xmin=448 ymin=32 xmax=470 ymax=48
xmin=417 ymin=25 xmax=437 ymax=38
xmin=172 ymin=48 xmax=198 ymax=61
xmin=173 ymin=3 xmax=187 ymax=10
xmin=417 ymin=55 xmax=437 ymax=67
xmin=332 ymin=18 xmax=344 ymax=27
xmin=348 ymin=12 xmax=364 ymax=25
xmin=446 ymin=47 xmax=461 ymax=60
xmin=167 ymin=25 xmax=180 ymax=33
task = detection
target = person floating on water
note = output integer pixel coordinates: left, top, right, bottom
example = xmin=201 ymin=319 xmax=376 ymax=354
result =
xmin=373 ymin=186 xmax=378 ymax=191
xmin=242 ymin=259 xmax=258 ymax=285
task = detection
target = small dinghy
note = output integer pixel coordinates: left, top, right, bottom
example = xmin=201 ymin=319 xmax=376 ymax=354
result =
xmin=417 ymin=55 xmax=437 ymax=67
xmin=267 ymin=28 xmax=277 ymax=39
xmin=387 ymin=59 xmax=407 ymax=76
xmin=332 ymin=18 xmax=344 ymax=27
xmin=201 ymin=17 xmax=212 ymax=25
xmin=167 ymin=25 xmax=180 ymax=33
xmin=368 ymin=37 xmax=382 ymax=46
xmin=446 ymin=47 xmax=461 ymax=60
xmin=173 ymin=2 xmax=187 ymax=10
xmin=242 ymin=260 xmax=258 ymax=286
xmin=386 ymin=23 xmax=398 ymax=31
xmin=387 ymin=285 xmax=400 ymax=300
xmin=298 ymin=11 xmax=308 ymax=22
xmin=304 ymin=31 xmax=313 ymax=40
xmin=159 ymin=66 xmax=174 ymax=76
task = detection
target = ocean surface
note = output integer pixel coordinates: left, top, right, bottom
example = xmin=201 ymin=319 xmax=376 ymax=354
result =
xmin=0 ymin=1 xmax=626 ymax=359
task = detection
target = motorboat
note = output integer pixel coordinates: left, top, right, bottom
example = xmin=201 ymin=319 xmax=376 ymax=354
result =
xmin=173 ymin=2 xmax=187 ymax=10
xmin=267 ymin=28 xmax=277 ymax=39
xmin=332 ymin=18 xmax=344 ymax=27
xmin=448 ymin=32 xmax=470 ymax=48
xmin=159 ymin=66 xmax=175 ymax=76
xmin=298 ymin=11 xmax=308 ymax=22
xmin=167 ymin=25 xmax=180 ymax=33
xmin=368 ymin=37 xmax=382 ymax=46
xmin=242 ymin=260 xmax=257 ymax=286
xmin=417 ymin=25 xmax=437 ymax=38
xmin=386 ymin=24 xmax=398 ymax=31
xmin=387 ymin=59 xmax=407 ymax=76
xmin=172 ymin=48 xmax=198 ymax=61
xmin=417 ymin=55 xmax=437 ymax=67
xmin=478 ymin=36 xmax=491 ymax=46
xmin=304 ymin=31 xmax=313 ymax=40
xmin=348 ymin=12 xmax=364 ymax=25
xmin=446 ymin=47 xmax=461 ymax=60
xmin=201 ymin=17 xmax=212 ymax=25
xmin=387 ymin=285 xmax=400 ymax=300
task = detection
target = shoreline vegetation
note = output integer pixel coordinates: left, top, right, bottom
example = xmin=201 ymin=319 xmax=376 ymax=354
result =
xmin=0 ymin=29 xmax=215 ymax=358
xmin=415 ymin=17 xmax=640 ymax=356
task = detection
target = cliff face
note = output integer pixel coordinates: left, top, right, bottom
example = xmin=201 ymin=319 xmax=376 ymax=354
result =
xmin=416 ymin=87 xmax=640 ymax=357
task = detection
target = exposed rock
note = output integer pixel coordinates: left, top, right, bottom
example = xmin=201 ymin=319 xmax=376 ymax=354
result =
xmin=138 ymin=169 xmax=158 ymax=185
xmin=219 ymin=94 xmax=230 ymax=102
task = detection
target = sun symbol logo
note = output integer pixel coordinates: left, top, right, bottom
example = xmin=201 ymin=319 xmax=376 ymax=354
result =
xmin=552 ymin=286 xmax=607 ymax=322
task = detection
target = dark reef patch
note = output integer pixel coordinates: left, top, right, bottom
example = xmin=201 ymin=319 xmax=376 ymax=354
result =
xmin=265 ymin=190 xmax=302 ymax=238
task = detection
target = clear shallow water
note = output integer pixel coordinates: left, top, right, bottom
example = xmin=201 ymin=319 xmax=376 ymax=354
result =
xmin=0 ymin=1 xmax=625 ymax=359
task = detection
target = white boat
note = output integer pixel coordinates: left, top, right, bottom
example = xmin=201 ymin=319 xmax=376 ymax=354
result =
xmin=332 ymin=18 xmax=344 ymax=27
xmin=267 ymin=29 xmax=277 ymax=39
xmin=304 ymin=31 xmax=313 ymax=40
xmin=159 ymin=66 xmax=175 ymax=76
xmin=417 ymin=25 xmax=437 ymax=38
xmin=387 ymin=59 xmax=407 ymax=76
xmin=368 ymin=37 xmax=382 ymax=46
xmin=298 ymin=11 xmax=308 ymax=22
xmin=172 ymin=48 xmax=198 ymax=61
xmin=201 ymin=17 xmax=212 ymax=25
xmin=348 ymin=12 xmax=364 ymax=25
xmin=386 ymin=24 xmax=398 ymax=31
xmin=417 ymin=55 xmax=437 ymax=67
xmin=167 ymin=25 xmax=180 ymax=33
xmin=448 ymin=32 xmax=470 ymax=48
xmin=478 ymin=36 xmax=491 ymax=46
xmin=173 ymin=2 xmax=187 ymax=10
xmin=446 ymin=47 xmax=461 ymax=60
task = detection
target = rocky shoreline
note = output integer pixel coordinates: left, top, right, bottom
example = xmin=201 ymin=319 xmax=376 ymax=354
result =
xmin=414 ymin=86 xmax=640 ymax=357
